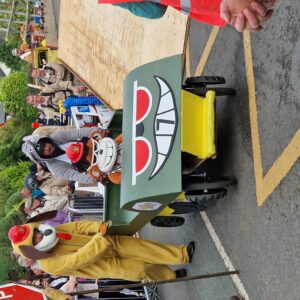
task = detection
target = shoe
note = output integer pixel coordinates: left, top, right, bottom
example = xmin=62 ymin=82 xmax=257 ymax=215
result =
xmin=187 ymin=241 xmax=195 ymax=263
xmin=230 ymin=296 xmax=245 ymax=300
xmin=175 ymin=268 xmax=187 ymax=278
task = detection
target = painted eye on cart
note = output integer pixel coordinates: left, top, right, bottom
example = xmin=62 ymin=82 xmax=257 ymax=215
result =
xmin=135 ymin=137 xmax=152 ymax=175
xmin=136 ymin=88 xmax=152 ymax=124
xmin=132 ymin=81 xmax=153 ymax=186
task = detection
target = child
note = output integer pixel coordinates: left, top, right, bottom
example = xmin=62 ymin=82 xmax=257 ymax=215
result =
xmin=98 ymin=0 xmax=276 ymax=32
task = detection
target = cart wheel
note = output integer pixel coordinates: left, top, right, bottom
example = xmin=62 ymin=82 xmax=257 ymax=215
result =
xmin=168 ymin=201 xmax=207 ymax=214
xmin=183 ymin=174 xmax=236 ymax=190
xmin=184 ymin=87 xmax=236 ymax=97
xmin=150 ymin=216 xmax=185 ymax=227
xmin=185 ymin=188 xmax=227 ymax=203
xmin=184 ymin=188 xmax=227 ymax=210
xmin=185 ymin=76 xmax=226 ymax=87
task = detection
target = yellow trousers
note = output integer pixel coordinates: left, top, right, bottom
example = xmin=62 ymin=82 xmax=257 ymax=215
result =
xmin=39 ymin=221 xmax=190 ymax=282
xmin=104 ymin=235 xmax=189 ymax=281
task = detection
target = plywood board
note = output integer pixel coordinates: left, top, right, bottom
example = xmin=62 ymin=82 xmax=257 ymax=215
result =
xmin=44 ymin=0 xmax=58 ymax=47
xmin=58 ymin=0 xmax=188 ymax=109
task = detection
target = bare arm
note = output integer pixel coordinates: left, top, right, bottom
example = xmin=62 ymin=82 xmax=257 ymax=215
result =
xmin=220 ymin=0 xmax=276 ymax=32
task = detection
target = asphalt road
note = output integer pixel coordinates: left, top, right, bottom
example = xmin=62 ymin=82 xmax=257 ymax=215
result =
xmin=141 ymin=1 xmax=300 ymax=299
xmin=53 ymin=1 xmax=299 ymax=299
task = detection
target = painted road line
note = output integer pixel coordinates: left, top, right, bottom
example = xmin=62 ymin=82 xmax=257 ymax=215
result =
xmin=195 ymin=27 xmax=249 ymax=298
xmin=243 ymin=31 xmax=300 ymax=206
xmin=201 ymin=211 xmax=250 ymax=300
xmin=194 ymin=26 xmax=220 ymax=76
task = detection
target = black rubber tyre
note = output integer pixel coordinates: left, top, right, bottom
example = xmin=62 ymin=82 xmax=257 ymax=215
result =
xmin=185 ymin=188 xmax=227 ymax=203
xmin=185 ymin=188 xmax=227 ymax=210
xmin=183 ymin=174 xmax=237 ymax=191
xmin=150 ymin=216 xmax=185 ymax=227
xmin=185 ymin=76 xmax=226 ymax=86
xmin=184 ymin=87 xmax=236 ymax=97
xmin=168 ymin=201 xmax=207 ymax=214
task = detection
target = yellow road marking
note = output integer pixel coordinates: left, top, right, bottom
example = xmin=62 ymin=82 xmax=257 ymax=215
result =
xmin=243 ymin=31 xmax=300 ymax=206
xmin=195 ymin=26 xmax=220 ymax=76
xmin=192 ymin=27 xmax=299 ymax=206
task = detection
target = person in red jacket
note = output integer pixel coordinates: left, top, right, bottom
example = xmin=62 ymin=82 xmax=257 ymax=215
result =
xmin=98 ymin=0 xmax=276 ymax=32
xmin=220 ymin=0 xmax=275 ymax=31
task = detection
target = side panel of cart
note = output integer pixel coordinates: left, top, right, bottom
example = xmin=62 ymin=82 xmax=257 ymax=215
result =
xmin=106 ymin=55 xmax=182 ymax=235
xmin=89 ymin=55 xmax=236 ymax=235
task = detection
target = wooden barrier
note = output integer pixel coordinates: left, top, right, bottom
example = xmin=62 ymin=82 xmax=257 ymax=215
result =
xmin=58 ymin=0 xmax=188 ymax=109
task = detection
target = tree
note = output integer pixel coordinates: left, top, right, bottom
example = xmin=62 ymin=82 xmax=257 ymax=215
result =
xmin=0 ymin=38 xmax=30 ymax=70
xmin=0 ymin=117 xmax=33 ymax=169
xmin=5 ymin=192 xmax=24 ymax=215
xmin=0 ymin=71 xmax=38 ymax=117
xmin=0 ymin=40 xmax=29 ymax=71
xmin=0 ymin=246 xmax=24 ymax=281
xmin=0 ymin=189 xmax=11 ymax=218
xmin=0 ymin=161 xmax=30 ymax=195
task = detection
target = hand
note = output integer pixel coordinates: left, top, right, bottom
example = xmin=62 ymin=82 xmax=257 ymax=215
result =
xmin=99 ymin=220 xmax=112 ymax=236
xmin=220 ymin=0 xmax=276 ymax=32
xmin=42 ymin=281 xmax=50 ymax=288
xmin=66 ymin=185 xmax=72 ymax=193
xmin=74 ymin=86 xmax=88 ymax=93
xmin=230 ymin=1 xmax=274 ymax=32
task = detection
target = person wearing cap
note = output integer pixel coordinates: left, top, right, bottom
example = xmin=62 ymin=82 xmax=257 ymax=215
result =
xmin=22 ymin=128 xmax=98 ymax=184
xmin=99 ymin=0 xmax=276 ymax=32
xmin=20 ymin=186 xmax=45 ymax=201
xmin=8 ymin=214 xmax=195 ymax=283
xmin=24 ymin=171 xmax=73 ymax=197
xmin=66 ymin=131 xmax=122 ymax=184
xmin=20 ymin=194 xmax=69 ymax=218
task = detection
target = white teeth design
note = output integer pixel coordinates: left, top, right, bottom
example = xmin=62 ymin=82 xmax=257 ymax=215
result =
xmin=107 ymin=147 xmax=113 ymax=156
xmin=156 ymin=136 xmax=172 ymax=155
xmin=150 ymin=76 xmax=177 ymax=179
xmin=154 ymin=110 xmax=176 ymax=135
xmin=93 ymin=137 xmax=118 ymax=173
xmin=157 ymin=91 xmax=174 ymax=114
xmin=156 ymin=77 xmax=169 ymax=95
xmin=151 ymin=154 xmax=166 ymax=177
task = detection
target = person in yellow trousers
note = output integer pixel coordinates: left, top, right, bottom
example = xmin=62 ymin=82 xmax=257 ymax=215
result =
xmin=8 ymin=211 xmax=195 ymax=283
xmin=43 ymin=288 xmax=71 ymax=300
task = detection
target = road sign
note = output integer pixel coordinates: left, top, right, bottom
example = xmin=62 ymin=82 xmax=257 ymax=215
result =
xmin=0 ymin=283 xmax=47 ymax=300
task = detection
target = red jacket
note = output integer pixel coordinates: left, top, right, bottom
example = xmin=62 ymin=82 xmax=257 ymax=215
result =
xmin=99 ymin=0 xmax=226 ymax=26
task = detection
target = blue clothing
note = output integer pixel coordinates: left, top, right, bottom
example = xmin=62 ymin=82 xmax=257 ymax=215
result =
xmin=31 ymin=188 xmax=45 ymax=199
xmin=64 ymin=96 xmax=103 ymax=111
xmin=114 ymin=2 xmax=167 ymax=19
xmin=34 ymin=16 xmax=41 ymax=23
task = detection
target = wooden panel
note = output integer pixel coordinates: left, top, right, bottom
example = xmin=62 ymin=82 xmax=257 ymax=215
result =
xmin=58 ymin=0 xmax=187 ymax=109
xmin=44 ymin=0 xmax=58 ymax=47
